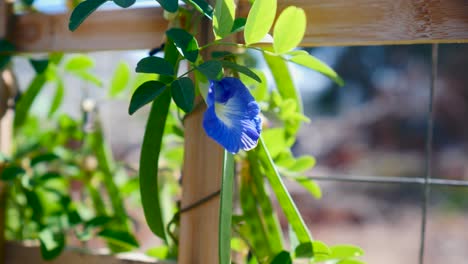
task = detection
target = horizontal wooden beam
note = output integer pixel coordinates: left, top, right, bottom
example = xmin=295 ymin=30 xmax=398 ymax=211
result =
xmin=10 ymin=7 xmax=168 ymax=52
xmin=8 ymin=0 xmax=468 ymax=52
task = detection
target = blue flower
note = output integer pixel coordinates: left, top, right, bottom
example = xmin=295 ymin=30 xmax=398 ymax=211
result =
xmin=203 ymin=77 xmax=262 ymax=154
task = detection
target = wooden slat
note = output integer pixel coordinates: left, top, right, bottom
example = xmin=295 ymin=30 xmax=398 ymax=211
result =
xmin=8 ymin=0 xmax=468 ymax=52
xmin=10 ymin=7 xmax=168 ymax=52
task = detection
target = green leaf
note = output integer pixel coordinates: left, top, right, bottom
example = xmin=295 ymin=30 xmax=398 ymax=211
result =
xmin=187 ymin=0 xmax=213 ymax=19
xmin=273 ymin=6 xmax=306 ymax=54
xmin=213 ymin=0 xmax=236 ymax=39
xmin=289 ymin=52 xmax=344 ymax=86
xmin=136 ymin=56 xmax=175 ymax=76
xmin=330 ymin=245 xmax=365 ymax=259
xmin=0 ymin=39 xmax=15 ymax=70
xmin=156 ymin=0 xmax=178 ymax=13
xmin=14 ymin=74 xmax=47 ymax=128
xmin=113 ymin=0 xmax=135 ymax=8
xmin=256 ymin=137 xmax=313 ymax=245
xmin=271 ymin=251 xmax=292 ymax=264
xmin=69 ymin=0 xmax=107 ymax=31
xmin=128 ymin=81 xmax=166 ymax=115
xmin=97 ymin=229 xmax=139 ymax=250
xmin=171 ymin=77 xmax=194 ymax=113
xmin=166 ymin=28 xmax=199 ymax=62
xmin=39 ymin=229 xmax=65 ymax=260
xmin=336 ymin=259 xmax=365 ymax=264
xmin=289 ymin=156 xmax=316 ymax=172
xmin=109 ymin=61 xmax=131 ymax=97
xmin=84 ymin=215 xmax=114 ymax=229
xmin=1 ymin=166 xmax=25 ymax=181
xmin=31 ymin=153 xmax=59 ymax=166
xmin=231 ymin=17 xmax=246 ymax=33
xmin=139 ymin=89 xmax=172 ymax=241
xmin=312 ymin=241 xmax=332 ymax=258
xmin=219 ymin=151 xmax=234 ymax=264
xmin=48 ymin=79 xmax=65 ymax=117
xmin=30 ymin=59 xmax=49 ymax=74
xmin=244 ymin=0 xmax=277 ymax=45
xmin=21 ymin=0 xmax=35 ymax=7
xmin=64 ymin=55 xmax=94 ymax=72
xmin=146 ymin=246 xmax=170 ymax=259
xmin=221 ymin=60 xmax=261 ymax=82
xmin=197 ymin=60 xmax=223 ymax=80
xmin=212 ymin=51 xmax=234 ymax=59
xmin=295 ymin=177 xmax=321 ymax=199
xmin=72 ymin=71 xmax=103 ymax=87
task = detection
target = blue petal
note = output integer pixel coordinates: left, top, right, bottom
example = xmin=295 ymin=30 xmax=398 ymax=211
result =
xmin=203 ymin=77 xmax=262 ymax=153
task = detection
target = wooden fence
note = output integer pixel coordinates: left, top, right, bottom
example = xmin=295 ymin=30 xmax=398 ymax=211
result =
xmin=0 ymin=0 xmax=467 ymax=263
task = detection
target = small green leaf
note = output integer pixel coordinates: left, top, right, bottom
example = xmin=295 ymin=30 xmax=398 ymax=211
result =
xmin=273 ymin=6 xmax=306 ymax=54
xmin=231 ymin=17 xmax=246 ymax=33
xmin=85 ymin=216 xmax=114 ymax=229
xmin=289 ymin=53 xmax=344 ymax=86
xmin=98 ymin=229 xmax=139 ymax=250
xmin=64 ymin=55 xmax=94 ymax=72
xmin=187 ymin=0 xmax=213 ymax=19
xmin=336 ymin=259 xmax=365 ymax=264
xmin=48 ymin=79 xmax=65 ymax=117
xmin=146 ymin=246 xmax=170 ymax=259
xmin=197 ymin=60 xmax=223 ymax=80
xmin=271 ymin=251 xmax=292 ymax=264
xmin=113 ymin=0 xmax=135 ymax=8
xmin=213 ymin=0 xmax=236 ymax=39
xmin=128 ymin=81 xmax=166 ymax=115
xmin=312 ymin=241 xmax=332 ymax=258
xmin=39 ymin=229 xmax=65 ymax=260
xmin=109 ymin=61 xmax=131 ymax=97
xmin=212 ymin=51 xmax=234 ymax=59
xmin=136 ymin=56 xmax=175 ymax=75
xmin=30 ymin=59 xmax=49 ymax=74
xmin=330 ymin=245 xmax=365 ymax=259
xmin=221 ymin=60 xmax=261 ymax=82
xmin=72 ymin=71 xmax=103 ymax=87
xmin=1 ymin=166 xmax=25 ymax=181
xmin=171 ymin=77 xmax=195 ymax=113
xmin=219 ymin=151 xmax=234 ymax=264
xmin=166 ymin=28 xmax=199 ymax=62
xmin=289 ymin=156 xmax=316 ymax=172
xmin=244 ymin=0 xmax=277 ymax=45
xmin=69 ymin=0 xmax=107 ymax=31
xmin=295 ymin=177 xmax=321 ymax=199
xmin=156 ymin=0 xmax=178 ymax=13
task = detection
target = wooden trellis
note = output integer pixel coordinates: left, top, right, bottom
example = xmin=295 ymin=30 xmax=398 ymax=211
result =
xmin=0 ymin=0 xmax=467 ymax=263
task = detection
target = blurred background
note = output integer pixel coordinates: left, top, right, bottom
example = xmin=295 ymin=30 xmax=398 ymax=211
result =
xmin=9 ymin=1 xmax=468 ymax=262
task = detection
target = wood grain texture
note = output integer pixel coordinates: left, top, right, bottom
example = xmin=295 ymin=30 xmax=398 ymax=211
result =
xmin=10 ymin=7 xmax=168 ymax=52
xmin=4 ymin=242 xmax=171 ymax=264
xmin=7 ymin=0 xmax=468 ymax=52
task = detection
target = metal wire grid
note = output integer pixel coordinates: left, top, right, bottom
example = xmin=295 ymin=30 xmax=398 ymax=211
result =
xmin=304 ymin=44 xmax=462 ymax=264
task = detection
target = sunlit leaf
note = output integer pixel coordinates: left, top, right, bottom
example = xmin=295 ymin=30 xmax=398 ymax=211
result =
xmin=14 ymin=74 xmax=47 ymax=128
xmin=48 ymin=79 xmax=65 ymax=117
xmin=64 ymin=55 xmax=94 ymax=72
xmin=166 ymin=28 xmax=199 ymax=62
xmin=244 ymin=0 xmax=276 ymax=45
xmin=109 ymin=61 xmax=131 ymax=97
xmin=213 ymin=0 xmax=236 ymax=39
xmin=289 ymin=52 xmax=344 ymax=86
xmin=295 ymin=177 xmax=321 ymax=199
xmin=273 ymin=6 xmax=306 ymax=54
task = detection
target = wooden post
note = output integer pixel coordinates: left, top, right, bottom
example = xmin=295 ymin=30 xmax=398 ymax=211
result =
xmin=178 ymin=12 xmax=225 ymax=264
xmin=0 ymin=1 xmax=12 ymax=263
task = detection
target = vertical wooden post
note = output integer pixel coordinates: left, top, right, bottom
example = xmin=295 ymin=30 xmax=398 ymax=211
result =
xmin=178 ymin=11 xmax=225 ymax=264
xmin=0 ymin=1 xmax=12 ymax=263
